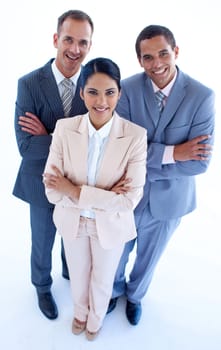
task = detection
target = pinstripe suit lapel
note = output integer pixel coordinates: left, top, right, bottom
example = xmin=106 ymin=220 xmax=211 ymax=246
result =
xmin=70 ymin=77 xmax=87 ymax=116
xmin=39 ymin=61 xmax=87 ymax=119
xmin=40 ymin=61 xmax=64 ymax=118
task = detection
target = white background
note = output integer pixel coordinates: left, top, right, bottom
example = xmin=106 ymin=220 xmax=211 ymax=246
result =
xmin=0 ymin=0 xmax=220 ymax=349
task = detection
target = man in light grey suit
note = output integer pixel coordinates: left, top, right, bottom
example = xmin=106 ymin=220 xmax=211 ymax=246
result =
xmin=107 ymin=25 xmax=215 ymax=325
xmin=13 ymin=10 xmax=93 ymax=320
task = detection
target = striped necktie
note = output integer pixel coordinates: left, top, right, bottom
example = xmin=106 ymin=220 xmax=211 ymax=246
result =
xmin=62 ymin=78 xmax=73 ymax=117
xmin=155 ymin=90 xmax=165 ymax=113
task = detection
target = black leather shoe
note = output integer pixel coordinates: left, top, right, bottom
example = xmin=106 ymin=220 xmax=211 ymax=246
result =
xmin=106 ymin=297 xmax=118 ymax=314
xmin=126 ymin=300 xmax=142 ymax=325
xmin=37 ymin=291 xmax=58 ymax=320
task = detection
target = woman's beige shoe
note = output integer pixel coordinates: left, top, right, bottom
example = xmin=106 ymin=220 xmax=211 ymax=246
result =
xmin=72 ymin=318 xmax=86 ymax=335
xmin=85 ymin=328 xmax=100 ymax=341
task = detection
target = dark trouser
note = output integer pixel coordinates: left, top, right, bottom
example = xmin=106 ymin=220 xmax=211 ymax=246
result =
xmin=30 ymin=205 xmax=68 ymax=293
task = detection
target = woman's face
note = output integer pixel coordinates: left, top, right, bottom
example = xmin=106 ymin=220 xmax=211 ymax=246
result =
xmin=80 ymin=72 xmax=121 ymax=130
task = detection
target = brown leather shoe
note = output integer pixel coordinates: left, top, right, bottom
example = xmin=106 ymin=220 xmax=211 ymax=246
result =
xmin=72 ymin=318 xmax=86 ymax=335
xmin=85 ymin=328 xmax=100 ymax=341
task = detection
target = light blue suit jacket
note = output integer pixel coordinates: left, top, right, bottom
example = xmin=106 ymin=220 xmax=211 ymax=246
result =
xmin=13 ymin=59 xmax=88 ymax=207
xmin=116 ymin=67 xmax=215 ymax=220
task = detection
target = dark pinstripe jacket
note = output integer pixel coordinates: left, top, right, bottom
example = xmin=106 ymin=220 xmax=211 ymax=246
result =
xmin=13 ymin=59 xmax=87 ymax=207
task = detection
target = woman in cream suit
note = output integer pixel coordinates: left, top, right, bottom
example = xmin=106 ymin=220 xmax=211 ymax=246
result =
xmin=43 ymin=57 xmax=147 ymax=340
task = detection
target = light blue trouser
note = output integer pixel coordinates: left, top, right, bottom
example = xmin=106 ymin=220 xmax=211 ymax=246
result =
xmin=112 ymin=205 xmax=181 ymax=303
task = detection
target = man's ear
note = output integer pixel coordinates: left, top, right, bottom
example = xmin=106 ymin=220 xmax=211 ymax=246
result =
xmin=53 ymin=33 xmax=58 ymax=48
xmin=137 ymin=56 xmax=144 ymax=68
xmin=174 ymin=46 xmax=179 ymax=59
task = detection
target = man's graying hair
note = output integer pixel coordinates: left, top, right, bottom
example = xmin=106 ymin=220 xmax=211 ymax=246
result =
xmin=57 ymin=9 xmax=94 ymax=34
xmin=135 ymin=25 xmax=176 ymax=58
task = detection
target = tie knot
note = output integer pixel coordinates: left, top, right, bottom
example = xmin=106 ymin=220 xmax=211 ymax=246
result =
xmin=155 ymin=90 xmax=165 ymax=103
xmin=155 ymin=90 xmax=165 ymax=113
xmin=62 ymin=78 xmax=73 ymax=89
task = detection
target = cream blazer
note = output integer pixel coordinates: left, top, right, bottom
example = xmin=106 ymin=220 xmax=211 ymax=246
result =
xmin=44 ymin=112 xmax=147 ymax=249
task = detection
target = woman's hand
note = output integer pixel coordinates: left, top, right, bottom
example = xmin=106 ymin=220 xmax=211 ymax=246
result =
xmin=43 ymin=165 xmax=81 ymax=200
xmin=110 ymin=173 xmax=132 ymax=194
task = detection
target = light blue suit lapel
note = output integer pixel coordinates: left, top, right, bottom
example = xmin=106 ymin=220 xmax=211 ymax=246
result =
xmin=154 ymin=70 xmax=187 ymax=140
xmin=143 ymin=77 xmax=159 ymax=127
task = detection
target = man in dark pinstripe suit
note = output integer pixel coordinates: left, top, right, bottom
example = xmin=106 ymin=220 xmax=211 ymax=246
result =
xmin=13 ymin=10 xmax=94 ymax=320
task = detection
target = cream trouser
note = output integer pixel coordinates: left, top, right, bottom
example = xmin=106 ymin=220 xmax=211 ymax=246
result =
xmin=63 ymin=217 xmax=124 ymax=332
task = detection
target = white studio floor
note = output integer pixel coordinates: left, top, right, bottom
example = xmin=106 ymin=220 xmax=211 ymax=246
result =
xmin=1 ymin=150 xmax=221 ymax=350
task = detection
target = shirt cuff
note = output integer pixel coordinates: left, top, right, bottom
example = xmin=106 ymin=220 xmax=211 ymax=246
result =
xmin=162 ymin=145 xmax=175 ymax=164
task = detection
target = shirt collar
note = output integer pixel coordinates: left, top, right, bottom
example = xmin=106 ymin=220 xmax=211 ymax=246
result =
xmin=51 ymin=59 xmax=81 ymax=86
xmin=87 ymin=114 xmax=114 ymax=139
xmin=152 ymin=68 xmax=177 ymax=97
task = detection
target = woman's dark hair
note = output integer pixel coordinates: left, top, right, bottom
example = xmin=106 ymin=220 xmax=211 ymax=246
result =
xmin=81 ymin=57 xmax=121 ymax=91
xmin=135 ymin=25 xmax=176 ymax=58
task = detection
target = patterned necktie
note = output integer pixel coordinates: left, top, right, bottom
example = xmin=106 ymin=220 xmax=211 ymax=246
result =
xmin=61 ymin=78 xmax=73 ymax=117
xmin=155 ymin=90 xmax=165 ymax=113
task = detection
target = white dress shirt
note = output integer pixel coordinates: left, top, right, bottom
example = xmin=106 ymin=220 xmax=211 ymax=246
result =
xmin=51 ymin=59 xmax=80 ymax=97
xmin=80 ymin=115 xmax=114 ymax=219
